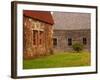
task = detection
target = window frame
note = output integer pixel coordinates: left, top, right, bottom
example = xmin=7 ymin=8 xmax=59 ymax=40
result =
xmin=68 ymin=38 xmax=72 ymax=46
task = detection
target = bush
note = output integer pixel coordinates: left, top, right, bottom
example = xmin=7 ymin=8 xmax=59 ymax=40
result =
xmin=72 ymin=43 xmax=83 ymax=52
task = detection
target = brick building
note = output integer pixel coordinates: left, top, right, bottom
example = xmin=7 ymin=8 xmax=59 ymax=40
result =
xmin=52 ymin=12 xmax=91 ymax=52
xmin=23 ymin=10 xmax=54 ymax=59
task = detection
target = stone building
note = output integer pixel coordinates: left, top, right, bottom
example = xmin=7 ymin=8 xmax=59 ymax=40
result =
xmin=52 ymin=12 xmax=91 ymax=52
xmin=23 ymin=10 xmax=54 ymax=59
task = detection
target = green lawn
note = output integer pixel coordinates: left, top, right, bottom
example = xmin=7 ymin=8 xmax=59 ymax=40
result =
xmin=23 ymin=51 xmax=90 ymax=69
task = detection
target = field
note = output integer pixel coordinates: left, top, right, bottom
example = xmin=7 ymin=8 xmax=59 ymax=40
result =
xmin=23 ymin=51 xmax=90 ymax=69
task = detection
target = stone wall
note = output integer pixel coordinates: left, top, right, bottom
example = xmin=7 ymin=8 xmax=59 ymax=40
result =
xmin=23 ymin=16 xmax=53 ymax=59
xmin=53 ymin=29 xmax=91 ymax=52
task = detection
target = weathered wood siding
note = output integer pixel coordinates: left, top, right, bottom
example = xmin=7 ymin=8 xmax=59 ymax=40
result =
xmin=53 ymin=29 xmax=90 ymax=52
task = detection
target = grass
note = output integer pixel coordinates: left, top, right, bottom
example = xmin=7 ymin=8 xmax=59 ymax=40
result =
xmin=23 ymin=51 xmax=90 ymax=69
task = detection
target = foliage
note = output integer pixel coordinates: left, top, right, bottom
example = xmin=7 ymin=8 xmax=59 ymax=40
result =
xmin=72 ymin=43 xmax=84 ymax=52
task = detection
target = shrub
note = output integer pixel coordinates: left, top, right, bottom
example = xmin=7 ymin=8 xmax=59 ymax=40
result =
xmin=72 ymin=43 xmax=83 ymax=52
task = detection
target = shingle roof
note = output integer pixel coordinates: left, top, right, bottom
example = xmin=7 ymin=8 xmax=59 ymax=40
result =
xmin=52 ymin=12 xmax=91 ymax=30
xmin=23 ymin=10 xmax=54 ymax=25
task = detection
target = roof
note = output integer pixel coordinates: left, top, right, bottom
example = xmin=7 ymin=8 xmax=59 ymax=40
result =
xmin=23 ymin=10 xmax=54 ymax=25
xmin=52 ymin=12 xmax=91 ymax=30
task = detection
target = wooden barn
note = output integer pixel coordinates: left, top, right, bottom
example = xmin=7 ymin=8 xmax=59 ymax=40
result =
xmin=23 ymin=10 xmax=54 ymax=59
xmin=52 ymin=12 xmax=91 ymax=52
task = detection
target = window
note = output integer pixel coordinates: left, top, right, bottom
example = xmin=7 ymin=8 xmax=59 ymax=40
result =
xmin=33 ymin=30 xmax=44 ymax=46
xmin=39 ymin=31 xmax=43 ymax=45
xmin=68 ymin=38 xmax=72 ymax=46
xmin=33 ymin=30 xmax=38 ymax=45
xmin=32 ymin=22 xmax=44 ymax=46
xmin=53 ymin=38 xmax=57 ymax=46
xmin=83 ymin=37 xmax=87 ymax=45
